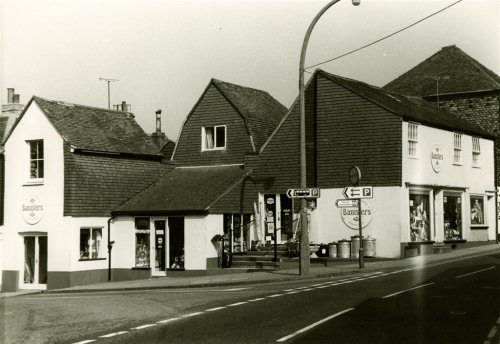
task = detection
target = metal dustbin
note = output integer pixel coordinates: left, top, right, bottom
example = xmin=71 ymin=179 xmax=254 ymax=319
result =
xmin=351 ymin=235 xmax=361 ymax=258
xmin=328 ymin=242 xmax=337 ymax=258
xmin=337 ymin=239 xmax=351 ymax=258
xmin=317 ymin=244 xmax=329 ymax=257
xmin=363 ymin=236 xmax=376 ymax=257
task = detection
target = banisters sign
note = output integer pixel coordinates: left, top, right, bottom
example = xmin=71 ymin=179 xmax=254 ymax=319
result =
xmin=431 ymin=145 xmax=443 ymax=173
xmin=22 ymin=196 xmax=44 ymax=225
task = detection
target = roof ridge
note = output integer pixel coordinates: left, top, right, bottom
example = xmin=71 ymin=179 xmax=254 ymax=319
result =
xmin=33 ymin=96 xmax=135 ymax=117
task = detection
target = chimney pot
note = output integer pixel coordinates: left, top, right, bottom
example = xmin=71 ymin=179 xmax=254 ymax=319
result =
xmin=155 ymin=109 xmax=162 ymax=134
xmin=7 ymin=88 xmax=14 ymax=104
xmin=13 ymin=94 xmax=20 ymax=104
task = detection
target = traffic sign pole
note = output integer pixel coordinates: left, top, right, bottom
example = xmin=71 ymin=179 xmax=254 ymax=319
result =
xmin=358 ymin=197 xmax=364 ymax=268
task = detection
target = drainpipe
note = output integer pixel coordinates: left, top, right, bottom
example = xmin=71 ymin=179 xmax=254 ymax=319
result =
xmin=107 ymin=217 xmax=115 ymax=281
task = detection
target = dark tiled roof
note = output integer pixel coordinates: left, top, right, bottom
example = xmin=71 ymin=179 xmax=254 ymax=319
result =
xmin=319 ymin=70 xmax=494 ymax=139
xmin=113 ymin=165 xmax=251 ymax=214
xmin=64 ymin=149 xmax=173 ymax=217
xmin=32 ymin=97 xmax=161 ymax=156
xmin=384 ymin=45 xmax=500 ymax=96
xmin=212 ymin=79 xmax=287 ymax=150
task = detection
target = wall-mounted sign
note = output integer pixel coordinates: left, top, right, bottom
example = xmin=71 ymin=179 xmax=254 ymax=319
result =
xmin=340 ymin=199 xmax=373 ymax=230
xmin=21 ymin=196 xmax=43 ymax=225
xmin=431 ymin=145 xmax=443 ymax=173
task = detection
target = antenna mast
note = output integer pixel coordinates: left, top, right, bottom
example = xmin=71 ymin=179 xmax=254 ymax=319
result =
xmin=99 ymin=77 xmax=119 ymax=109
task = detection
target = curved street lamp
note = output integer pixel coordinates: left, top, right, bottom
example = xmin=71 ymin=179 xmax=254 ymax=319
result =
xmin=298 ymin=0 xmax=360 ymax=276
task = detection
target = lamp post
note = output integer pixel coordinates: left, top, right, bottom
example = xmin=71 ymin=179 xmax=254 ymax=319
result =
xmin=299 ymin=0 xmax=360 ymax=276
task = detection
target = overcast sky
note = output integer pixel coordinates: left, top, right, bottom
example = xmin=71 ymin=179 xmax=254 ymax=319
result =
xmin=1 ymin=0 xmax=499 ymax=140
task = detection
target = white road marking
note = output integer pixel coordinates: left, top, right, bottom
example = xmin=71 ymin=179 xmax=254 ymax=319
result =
xmin=455 ymin=266 xmax=496 ymax=279
xmin=276 ymin=308 xmax=355 ymax=342
xmin=131 ymin=324 xmax=156 ymax=330
xmin=285 ymin=291 xmax=300 ymax=294
xmin=228 ymin=301 xmax=248 ymax=307
xmin=382 ymin=283 xmax=435 ymax=299
xmin=268 ymin=294 xmax=284 ymax=298
xmin=157 ymin=318 xmax=180 ymax=323
xmin=248 ymin=297 xmax=266 ymax=302
xmin=182 ymin=312 xmax=204 ymax=317
xmin=487 ymin=327 xmax=497 ymax=339
xmin=99 ymin=331 xmax=129 ymax=338
xmin=206 ymin=306 xmax=227 ymax=312
xmin=72 ymin=340 xmax=96 ymax=344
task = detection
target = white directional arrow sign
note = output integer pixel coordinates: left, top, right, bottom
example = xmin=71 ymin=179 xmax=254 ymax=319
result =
xmin=335 ymin=199 xmax=359 ymax=208
xmin=342 ymin=186 xmax=373 ymax=199
xmin=286 ymin=188 xmax=320 ymax=199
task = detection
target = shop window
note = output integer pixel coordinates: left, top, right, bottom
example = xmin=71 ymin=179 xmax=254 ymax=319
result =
xmin=472 ymin=137 xmax=480 ymax=167
xmin=224 ymin=214 xmax=252 ymax=253
xmin=470 ymin=196 xmax=484 ymax=225
xmin=444 ymin=195 xmax=462 ymax=240
xmin=80 ymin=228 xmax=103 ymax=260
xmin=135 ymin=217 xmax=150 ymax=268
xmin=168 ymin=217 xmax=184 ymax=269
xmin=202 ymin=125 xmax=226 ymax=150
xmin=409 ymin=193 xmax=430 ymax=241
xmin=408 ymin=123 xmax=418 ymax=157
xmin=28 ymin=140 xmax=44 ymax=179
xmin=453 ymin=133 xmax=462 ymax=164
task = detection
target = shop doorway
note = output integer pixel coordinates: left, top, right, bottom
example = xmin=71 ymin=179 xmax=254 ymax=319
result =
xmin=153 ymin=220 xmax=166 ymax=275
xmin=22 ymin=235 xmax=47 ymax=290
xmin=280 ymin=195 xmax=294 ymax=242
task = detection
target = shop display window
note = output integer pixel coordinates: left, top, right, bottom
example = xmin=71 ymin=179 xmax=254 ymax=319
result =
xmin=80 ymin=228 xmax=103 ymax=259
xmin=409 ymin=193 xmax=430 ymax=242
xmin=470 ymin=196 xmax=484 ymax=225
xmin=135 ymin=217 xmax=150 ymax=267
xmin=168 ymin=217 xmax=184 ymax=269
xmin=223 ymin=214 xmax=251 ymax=253
xmin=444 ymin=195 xmax=462 ymax=240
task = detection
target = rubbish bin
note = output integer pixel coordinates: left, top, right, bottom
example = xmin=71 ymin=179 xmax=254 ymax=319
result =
xmin=351 ymin=235 xmax=361 ymax=258
xmin=338 ymin=239 xmax=351 ymax=258
xmin=363 ymin=236 xmax=376 ymax=257
xmin=317 ymin=244 xmax=329 ymax=257
xmin=328 ymin=242 xmax=338 ymax=258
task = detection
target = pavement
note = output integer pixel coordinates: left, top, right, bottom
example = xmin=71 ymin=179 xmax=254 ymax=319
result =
xmin=1 ymin=242 xmax=498 ymax=298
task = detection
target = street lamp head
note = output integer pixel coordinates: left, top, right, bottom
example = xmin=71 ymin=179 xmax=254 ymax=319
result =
xmin=352 ymin=0 xmax=361 ymax=6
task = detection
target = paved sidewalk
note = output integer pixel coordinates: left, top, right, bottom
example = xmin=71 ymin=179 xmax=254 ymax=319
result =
xmin=2 ymin=242 xmax=498 ymax=298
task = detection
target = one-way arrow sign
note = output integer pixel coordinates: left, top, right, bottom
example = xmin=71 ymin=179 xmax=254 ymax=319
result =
xmin=342 ymin=186 xmax=373 ymax=199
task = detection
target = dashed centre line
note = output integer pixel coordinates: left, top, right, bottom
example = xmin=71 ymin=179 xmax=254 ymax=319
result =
xmin=99 ymin=331 xmax=129 ymax=338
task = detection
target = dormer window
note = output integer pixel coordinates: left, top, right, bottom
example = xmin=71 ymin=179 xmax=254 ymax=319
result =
xmin=28 ymin=140 xmax=44 ymax=179
xmin=202 ymin=125 xmax=226 ymax=151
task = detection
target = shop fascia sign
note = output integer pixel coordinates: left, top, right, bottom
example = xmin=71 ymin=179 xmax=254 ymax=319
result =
xmin=22 ymin=196 xmax=44 ymax=225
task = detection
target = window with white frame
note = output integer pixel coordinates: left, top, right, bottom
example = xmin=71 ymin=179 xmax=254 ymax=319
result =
xmin=472 ymin=137 xmax=480 ymax=167
xmin=408 ymin=123 xmax=418 ymax=157
xmin=453 ymin=133 xmax=462 ymax=164
xmin=28 ymin=140 xmax=44 ymax=179
xmin=80 ymin=228 xmax=103 ymax=260
xmin=202 ymin=125 xmax=226 ymax=151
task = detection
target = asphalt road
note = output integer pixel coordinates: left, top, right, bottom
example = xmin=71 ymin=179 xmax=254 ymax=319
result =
xmin=1 ymin=252 xmax=499 ymax=344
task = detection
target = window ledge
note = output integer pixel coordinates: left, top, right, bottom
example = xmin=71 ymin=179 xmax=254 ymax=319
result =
xmin=79 ymin=258 xmax=106 ymax=262
xmin=453 ymin=163 xmax=462 ymax=166
xmin=23 ymin=180 xmax=44 ymax=186
xmin=132 ymin=267 xmax=151 ymax=270
xmin=472 ymin=165 xmax=481 ymax=169
xmin=471 ymin=225 xmax=488 ymax=230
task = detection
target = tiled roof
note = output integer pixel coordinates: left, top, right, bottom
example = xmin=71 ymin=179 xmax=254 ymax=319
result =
xmin=113 ymin=165 xmax=251 ymax=214
xmin=0 ymin=117 xmax=8 ymax=143
xmin=383 ymin=45 xmax=500 ymax=96
xmin=31 ymin=97 xmax=161 ymax=156
xmin=212 ymin=79 xmax=287 ymax=150
xmin=319 ymin=70 xmax=494 ymax=139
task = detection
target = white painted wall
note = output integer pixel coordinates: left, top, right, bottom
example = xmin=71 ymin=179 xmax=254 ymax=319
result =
xmin=311 ymin=187 xmax=402 ymax=258
xmin=205 ymin=214 xmax=224 ymax=260
xmin=3 ymin=102 xmax=65 ymax=280
xmin=184 ymin=216 xmax=208 ymax=270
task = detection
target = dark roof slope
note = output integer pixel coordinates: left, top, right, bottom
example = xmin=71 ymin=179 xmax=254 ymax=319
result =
xmin=384 ymin=45 xmax=500 ymax=96
xmin=0 ymin=117 xmax=8 ymax=143
xmin=212 ymin=79 xmax=287 ymax=150
xmin=31 ymin=97 xmax=161 ymax=156
xmin=319 ymin=70 xmax=494 ymax=139
xmin=113 ymin=165 xmax=251 ymax=214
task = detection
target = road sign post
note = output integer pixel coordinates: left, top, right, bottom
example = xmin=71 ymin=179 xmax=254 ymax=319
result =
xmin=347 ymin=166 xmax=369 ymax=269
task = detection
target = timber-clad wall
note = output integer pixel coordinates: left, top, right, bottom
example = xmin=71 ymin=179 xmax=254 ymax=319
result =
xmin=173 ymin=85 xmax=254 ymax=166
xmin=315 ymin=74 xmax=402 ymax=187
